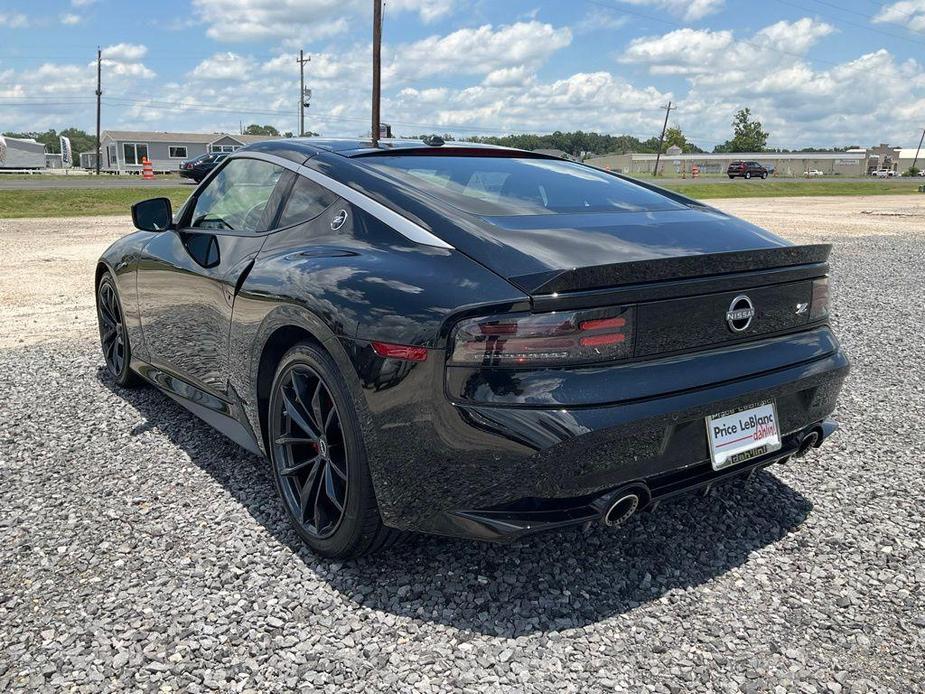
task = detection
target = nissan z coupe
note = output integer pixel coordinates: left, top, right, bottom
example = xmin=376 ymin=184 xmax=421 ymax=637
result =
xmin=96 ymin=138 xmax=848 ymax=558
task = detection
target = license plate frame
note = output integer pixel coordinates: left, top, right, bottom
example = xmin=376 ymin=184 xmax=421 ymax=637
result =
xmin=705 ymin=401 xmax=782 ymax=471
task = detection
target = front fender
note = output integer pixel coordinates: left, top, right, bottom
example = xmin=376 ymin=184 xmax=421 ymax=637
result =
xmin=97 ymin=230 xmax=159 ymax=362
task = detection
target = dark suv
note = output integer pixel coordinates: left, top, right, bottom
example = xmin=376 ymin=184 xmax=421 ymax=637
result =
xmin=179 ymin=153 xmax=229 ymax=183
xmin=727 ymin=161 xmax=768 ymax=179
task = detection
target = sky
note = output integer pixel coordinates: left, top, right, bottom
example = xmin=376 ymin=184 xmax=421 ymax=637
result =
xmin=1 ymin=0 xmax=925 ymax=150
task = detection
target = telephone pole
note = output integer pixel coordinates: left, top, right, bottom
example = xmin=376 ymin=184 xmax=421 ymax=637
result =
xmin=912 ymin=127 xmax=925 ymax=172
xmin=297 ymin=50 xmax=310 ymax=136
xmin=95 ymin=46 xmax=102 ymax=175
xmin=371 ymin=0 xmax=382 ymax=147
xmin=653 ymin=101 xmax=673 ymax=177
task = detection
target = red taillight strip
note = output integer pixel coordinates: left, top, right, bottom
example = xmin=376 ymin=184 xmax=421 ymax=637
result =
xmin=371 ymin=341 xmax=428 ymax=362
xmin=579 ymin=333 xmax=626 ymax=347
xmin=580 ymin=317 xmax=626 ymax=331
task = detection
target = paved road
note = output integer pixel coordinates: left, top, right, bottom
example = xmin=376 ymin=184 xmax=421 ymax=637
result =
xmin=0 ymin=175 xmax=194 ymax=190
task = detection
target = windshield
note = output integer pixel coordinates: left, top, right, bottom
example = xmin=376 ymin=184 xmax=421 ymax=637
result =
xmin=360 ymin=155 xmax=687 ymax=216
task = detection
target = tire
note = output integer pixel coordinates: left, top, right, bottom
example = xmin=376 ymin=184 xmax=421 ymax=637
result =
xmin=745 ymin=172 xmax=752 ymax=179
xmin=728 ymin=175 xmax=735 ymax=179
xmin=761 ymin=172 xmax=768 ymax=179
xmin=96 ymin=271 xmax=141 ymax=388
xmin=267 ymin=342 xmax=400 ymax=558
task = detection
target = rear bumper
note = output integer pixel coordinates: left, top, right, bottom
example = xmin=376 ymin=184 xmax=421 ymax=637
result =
xmin=365 ymin=339 xmax=849 ymax=539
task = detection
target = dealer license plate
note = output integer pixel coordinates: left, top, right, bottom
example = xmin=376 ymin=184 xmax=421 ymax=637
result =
xmin=705 ymin=401 xmax=781 ymax=470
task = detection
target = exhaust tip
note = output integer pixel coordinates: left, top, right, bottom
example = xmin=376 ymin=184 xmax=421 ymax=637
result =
xmin=795 ymin=430 xmax=820 ymax=458
xmin=603 ymin=493 xmax=640 ymax=527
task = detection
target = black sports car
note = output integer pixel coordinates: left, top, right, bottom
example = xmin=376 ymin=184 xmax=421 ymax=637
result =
xmin=97 ymin=138 xmax=848 ymax=558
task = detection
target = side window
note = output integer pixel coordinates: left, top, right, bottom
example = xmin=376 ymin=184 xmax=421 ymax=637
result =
xmin=277 ymin=175 xmax=338 ymax=228
xmin=190 ymin=158 xmax=284 ymax=233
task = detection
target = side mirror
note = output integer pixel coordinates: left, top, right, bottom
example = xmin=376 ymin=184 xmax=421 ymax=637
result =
xmin=132 ymin=197 xmax=174 ymax=232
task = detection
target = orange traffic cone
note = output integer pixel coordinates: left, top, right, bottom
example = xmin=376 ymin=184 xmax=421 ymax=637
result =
xmin=142 ymin=157 xmax=155 ymax=180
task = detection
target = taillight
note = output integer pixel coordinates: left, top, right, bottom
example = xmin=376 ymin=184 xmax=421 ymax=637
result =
xmin=371 ymin=341 xmax=428 ymax=362
xmin=449 ymin=307 xmax=634 ymax=367
xmin=810 ymin=277 xmax=829 ymax=320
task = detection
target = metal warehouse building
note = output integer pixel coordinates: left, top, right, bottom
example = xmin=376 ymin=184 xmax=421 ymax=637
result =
xmin=588 ymin=149 xmax=868 ymax=177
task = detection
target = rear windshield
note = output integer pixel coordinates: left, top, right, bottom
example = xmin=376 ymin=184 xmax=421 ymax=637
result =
xmin=360 ymin=155 xmax=687 ymax=216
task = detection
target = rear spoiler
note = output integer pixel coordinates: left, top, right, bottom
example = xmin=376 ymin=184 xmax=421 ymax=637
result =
xmin=510 ymin=243 xmax=832 ymax=296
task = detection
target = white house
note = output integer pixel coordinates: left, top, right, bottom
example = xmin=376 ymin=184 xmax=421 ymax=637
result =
xmin=98 ymin=131 xmax=282 ymax=173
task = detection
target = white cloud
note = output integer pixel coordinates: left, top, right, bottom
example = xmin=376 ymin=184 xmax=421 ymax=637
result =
xmin=102 ymin=43 xmax=149 ymax=62
xmin=190 ymin=52 xmax=257 ymax=80
xmin=620 ymin=19 xmax=834 ymax=76
xmin=60 ymin=13 xmax=83 ymax=25
xmin=574 ymin=8 xmax=629 ymax=34
xmin=71 ymin=0 xmax=98 ymax=6
xmin=192 ymin=0 xmax=456 ymax=43
xmin=620 ymin=0 xmax=725 ymax=21
xmin=0 ymin=12 xmax=29 ymax=28
xmin=387 ymin=0 xmax=455 ymax=22
xmin=387 ymin=21 xmax=572 ymax=82
xmin=98 ymin=44 xmax=155 ymax=79
xmin=873 ymin=0 xmax=925 ymax=32
xmin=390 ymin=71 xmax=669 ymax=135
xmin=482 ymin=66 xmax=532 ymax=88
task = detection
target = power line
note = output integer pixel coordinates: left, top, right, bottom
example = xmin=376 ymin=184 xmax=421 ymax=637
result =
xmin=771 ymin=0 xmax=925 ymax=47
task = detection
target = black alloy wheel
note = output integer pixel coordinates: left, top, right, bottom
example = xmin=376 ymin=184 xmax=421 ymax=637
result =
xmin=272 ymin=363 xmax=348 ymax=539
xmin=267 ymin=343 xmax=400 ymax=558
xmin=97 ymin=272 xmax=139 ymax=387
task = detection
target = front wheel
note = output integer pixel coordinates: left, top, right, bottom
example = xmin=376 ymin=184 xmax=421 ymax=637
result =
xmin=761 ymin=172 xmax=768 ymax=179
xmin=267 ymin=343 xmax=400 ymax=558
xmin=728 ymin=175 xmax=735 ymax=179
xmin=96 ymin=272 xmax=140 ymax=387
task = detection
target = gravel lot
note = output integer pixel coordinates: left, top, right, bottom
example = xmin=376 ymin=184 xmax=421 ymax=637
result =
xmin=1 ymin=196 xmax=923 ymax=692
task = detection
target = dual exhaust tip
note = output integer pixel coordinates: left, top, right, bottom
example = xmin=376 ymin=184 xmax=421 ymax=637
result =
xmin=597 ymin=425 xmax=827 ymax=527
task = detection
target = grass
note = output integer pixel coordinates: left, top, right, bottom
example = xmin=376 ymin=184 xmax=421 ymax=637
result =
xmin=653 ymin=180 xmax=924 ymax=199
xmin=0 ymin=187 xmax=192 ymax=219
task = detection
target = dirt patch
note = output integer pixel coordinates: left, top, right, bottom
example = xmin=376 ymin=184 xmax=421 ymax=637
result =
xmin=0 ymin=216 xmax=130 ymax=348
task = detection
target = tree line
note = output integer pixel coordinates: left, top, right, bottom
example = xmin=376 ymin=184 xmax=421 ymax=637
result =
xmin=5 ymin=111 xmax=863 ymax=159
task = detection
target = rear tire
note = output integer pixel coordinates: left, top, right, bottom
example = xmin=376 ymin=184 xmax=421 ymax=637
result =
xmin=745 ymin=172 xmax=752 ymax=179
xmin=728 ymin=175 xmax=735 ymax=179
xmin=267 ymin=342 xmax=400 ymax=559
xmin=96 ymin=271 xmax=141 ymax=388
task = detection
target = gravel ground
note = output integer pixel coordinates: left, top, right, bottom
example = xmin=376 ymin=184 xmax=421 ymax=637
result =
xmin=1 ymin=196 xmax=923 ymax=692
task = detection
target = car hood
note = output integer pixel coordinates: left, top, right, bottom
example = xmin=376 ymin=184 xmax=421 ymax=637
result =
xmin=448 ymin=207 xmax=817 ymax=294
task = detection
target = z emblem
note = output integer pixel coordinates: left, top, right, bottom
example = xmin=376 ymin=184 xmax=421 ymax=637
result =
xmin=330 ymin=209 xmax=348 ymax=231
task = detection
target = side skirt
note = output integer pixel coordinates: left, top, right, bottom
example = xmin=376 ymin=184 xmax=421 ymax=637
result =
xmin=132 ymin=359 xmax=265 ymax=457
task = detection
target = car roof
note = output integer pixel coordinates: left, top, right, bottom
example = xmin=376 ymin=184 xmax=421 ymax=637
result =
xmin=240 ymin=137 xmax=555 ymax=162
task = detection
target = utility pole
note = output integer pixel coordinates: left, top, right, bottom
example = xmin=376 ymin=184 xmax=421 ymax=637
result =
xmin=371 ymin=0 xmax=382 ymax=147
xmin=95 ymin=46 xmax=102 ymax=176
xmin=653 ymin=101 xmax=673 ymax=177
xmin=912 ymin=127 xmax=925 ymax=172
xmin=297 ymin=50 xmax=310 ymax=136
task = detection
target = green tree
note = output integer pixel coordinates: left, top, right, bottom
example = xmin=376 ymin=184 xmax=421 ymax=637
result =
xmin=713 ymin=108 xmax=769 ymax=153
xmin=660 ymin=125 xmax=703 ymax=153
xmin=243 ymin=124 xmax=280 ymax=136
